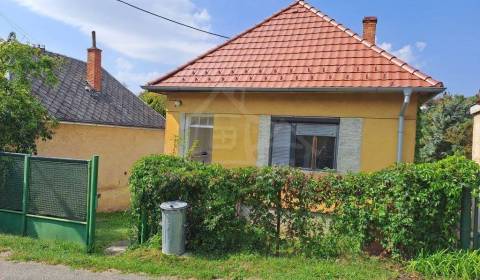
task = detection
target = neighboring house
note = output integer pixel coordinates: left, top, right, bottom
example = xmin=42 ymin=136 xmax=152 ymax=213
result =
xmin=33 ymin=32 xmax=165 ymax=212
xmin=144 ymin=1 xmax=444 ymax=173
xmin=471 ymin=97 xmax=480 ymax=164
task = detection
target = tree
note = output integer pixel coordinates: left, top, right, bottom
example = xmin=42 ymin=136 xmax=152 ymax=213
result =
xmin=415 ymin=93 xmax=476 ymax=162
xmin=139 ymin=91 xmax=167 ymax=117
xmin=0 ymin=33 xmax=59 ymax=153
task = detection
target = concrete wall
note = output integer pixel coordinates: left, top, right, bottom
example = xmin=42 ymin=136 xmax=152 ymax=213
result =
xmin=163 ymin=92 xmax=420 ymax=172
xmin=337 ymin=118 xmax=363 ymax=173
xmin=36 ymin=122 xmax=164 ymax=212
xmin=256 ymin=115 xmax=271 ymax=167
xmin=471 ymin=105 xmax=480 ymax=163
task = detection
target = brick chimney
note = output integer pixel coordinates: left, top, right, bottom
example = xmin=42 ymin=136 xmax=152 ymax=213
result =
xmin=87 ymin=31 xmax=102 ymax=92
xmin=362 ymin=16 xmax=377 ymax=44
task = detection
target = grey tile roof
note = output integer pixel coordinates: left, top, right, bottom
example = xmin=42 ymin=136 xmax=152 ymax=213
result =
xmin=31 ymin=52 xmax=165 ymax=129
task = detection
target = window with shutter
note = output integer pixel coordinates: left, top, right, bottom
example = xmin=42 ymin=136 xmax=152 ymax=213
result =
xmin=270 ymin=118 xmax=339 ymax=171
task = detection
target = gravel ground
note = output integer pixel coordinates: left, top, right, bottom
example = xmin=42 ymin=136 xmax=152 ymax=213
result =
xmin=0 ymin=260 xmax=175 ymax=280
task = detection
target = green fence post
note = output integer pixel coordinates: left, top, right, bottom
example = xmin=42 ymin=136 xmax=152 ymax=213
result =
xmin=140 ymin=208 xmax=147 ymax=244
xmin=86 ymin=159 xmax=92 ymax=247
xmin=460 ymin=188 xmax=472 ymax=250
xmin=474 ymin=197 xmax=479 ymax=249
xmin=21 ymin=155 xmax=31 ymax=236
xmin=87 ymin=155 xmax=99 ymax=253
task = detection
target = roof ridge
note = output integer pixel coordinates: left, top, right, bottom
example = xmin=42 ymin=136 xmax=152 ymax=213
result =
xmin=54 ymin=50 xmax=164 ymax=120
xmin=147 ymin=1 xmax=301 ymax=86
xmin=34 ymin=50 xmax=165 ymax=129
xmin=102 ymin=67 xmax=166 ymax=122
xmin=47 ymin=50 xmax=138 ymax=95
xmin=297 ymin=0 xmax=443 ymax=87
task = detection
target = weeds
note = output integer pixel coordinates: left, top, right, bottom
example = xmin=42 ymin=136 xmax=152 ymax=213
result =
xmin=409 ymin=250 xmax=480 ymax=279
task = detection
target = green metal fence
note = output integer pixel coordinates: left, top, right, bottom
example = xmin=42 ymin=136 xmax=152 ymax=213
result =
xmin=460 ymin=188 xmax=479 ymax=250
xmin=0 ymin=152 xmax=98 ymax=252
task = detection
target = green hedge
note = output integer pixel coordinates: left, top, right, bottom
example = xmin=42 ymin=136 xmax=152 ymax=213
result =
xmin=331 ymin=156 xmax=480 ymax=258
xmin=129 ymin=155 xmax=337 ymax=255
xmin=129 ymin=155 xmax=480 ymax=258
xmin=129 ymin=155 xmax=249 ymax=252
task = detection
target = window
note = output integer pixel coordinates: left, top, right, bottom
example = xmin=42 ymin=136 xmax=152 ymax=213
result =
xmin=270 ymin=118 xmax=338 ymax=170
xmin=186 ymin=115 xmax=214 ymax=163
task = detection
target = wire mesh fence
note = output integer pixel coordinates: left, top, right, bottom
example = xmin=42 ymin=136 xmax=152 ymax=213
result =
xmin=0 ymin=154 xmax=24 ymax=212
xmin=0 ymin=152 xmax=98 ymax=251
xmin=29 ymin=158 xmax=89 ymax=221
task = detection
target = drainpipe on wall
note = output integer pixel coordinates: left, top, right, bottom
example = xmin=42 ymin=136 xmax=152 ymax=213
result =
xmin=396 ymin=88 xmax=413 ymax=163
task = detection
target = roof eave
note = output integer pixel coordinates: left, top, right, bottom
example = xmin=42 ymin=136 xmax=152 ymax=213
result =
xmin=143 ymin=85 xmax=446 ymax=95
xmin=58 ymin=119 xmax=165 ymax=130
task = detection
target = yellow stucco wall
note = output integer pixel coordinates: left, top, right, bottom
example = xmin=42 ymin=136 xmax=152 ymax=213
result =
xmin=212 ymin=114 xmax=259 ymax=168
xmin=360 ymin=118 xmax=416 ymax=171
xmin=163 ymin=92 xmax=421 ymax=172
xmin=36 ymin=122 xmax=164 ymax=212
xmin=164 ymin=112 xmax=181 ymax=156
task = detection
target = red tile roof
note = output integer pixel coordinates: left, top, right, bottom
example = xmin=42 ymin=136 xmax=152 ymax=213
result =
xmin=148 ymin=1 xmax=443 ymax=91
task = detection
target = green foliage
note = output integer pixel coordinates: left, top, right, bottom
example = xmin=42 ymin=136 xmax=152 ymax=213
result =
xmin=409 ymin=250 xmax=480 ymax=279
xmin=130 ymin=155 xmax=480 ymax=259
xmin=139 ymin=91 xmax=167 ymax=117
xmin=416 ymin=93 xmax=476 ymax=162
xmin=238 ymin=166 xmax=337 ymax=256
xmin=129 ymin=155 xmax=350 ymax=256
xmin=0 ymin=212 xmax=401 ymax=280
xmin=129 ymin=155 xmax=252 ymax=253
xmin=333 ymin=156 xmax=480 ymax=258
xmin=0 ymin=33 xmax=59 ymax=153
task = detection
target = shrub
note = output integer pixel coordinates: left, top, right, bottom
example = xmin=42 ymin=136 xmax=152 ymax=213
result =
xmin=237 ymin=166 xmax=336 ymax=256
xmin=129 ymin=154 xmax=480 ymax=258
xmin=333 ymin=156 xmax=480 ymax=258
xmin=409 ymin=250 xmax=480 ymax=279
xmin=129 ymin=155 xmax=250 ymax=253
xmin=129 ymin=155 xmax=342 ymax=256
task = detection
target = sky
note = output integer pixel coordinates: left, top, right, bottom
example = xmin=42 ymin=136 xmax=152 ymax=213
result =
xmin=0 ymin=0 xmax=478 ymax=95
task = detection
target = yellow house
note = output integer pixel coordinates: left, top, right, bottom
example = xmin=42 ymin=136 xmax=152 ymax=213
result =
xmin=145 ymin=1 xmax=444 ymax=173
xmin=32 ymin=32 xmax=165 ymax=211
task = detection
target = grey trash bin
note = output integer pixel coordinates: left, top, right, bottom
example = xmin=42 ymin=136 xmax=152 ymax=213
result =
xmin=160 ymin=201 xmax=188 ymax=255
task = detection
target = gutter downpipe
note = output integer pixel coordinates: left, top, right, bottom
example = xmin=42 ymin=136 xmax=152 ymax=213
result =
xmin=396 ymin=88 xmax=413 ymax=163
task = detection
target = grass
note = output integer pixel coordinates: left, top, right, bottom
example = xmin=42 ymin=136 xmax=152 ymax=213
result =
xmin=409 ymin=250 xmax=480 ymax=280
xmin=0 ymin=212 xmax=405 ymax=280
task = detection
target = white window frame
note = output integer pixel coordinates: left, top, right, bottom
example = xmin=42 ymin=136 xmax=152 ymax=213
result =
xmin=184 ymin=113 xmax=214 ymax=160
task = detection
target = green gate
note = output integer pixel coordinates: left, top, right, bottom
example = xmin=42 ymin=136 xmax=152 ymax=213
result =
xmin=0 ymin=152 xmax=99 ymax=252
